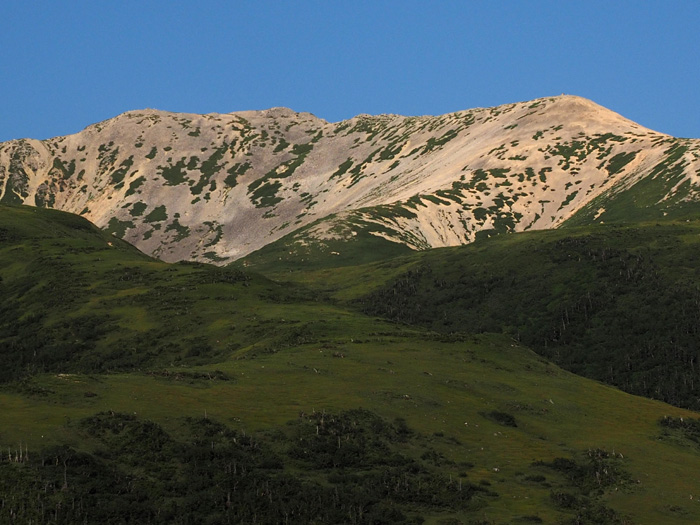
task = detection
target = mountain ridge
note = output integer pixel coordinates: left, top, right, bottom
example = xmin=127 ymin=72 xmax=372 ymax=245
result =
xmin=1 ymin=95 xmax=699 ymax=264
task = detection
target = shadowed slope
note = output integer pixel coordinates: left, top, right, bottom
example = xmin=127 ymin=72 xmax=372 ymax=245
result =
xmin=354 ymin=220 xmax=700 ymax=410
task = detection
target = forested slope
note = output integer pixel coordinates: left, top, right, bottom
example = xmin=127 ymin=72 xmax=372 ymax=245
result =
xmin=359 ymin=221 xmax=700 ymax=409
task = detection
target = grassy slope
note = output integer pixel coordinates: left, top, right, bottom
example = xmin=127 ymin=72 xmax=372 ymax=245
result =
xmin=2 ymin=205 xmax=700 ymax=522
xmin=238 ymin=214 xmax=415 ymax=276
xmin=0 ymin=205 xmax=345 ymax=379
xmin=4 ymin=333 xmax=700 ymax=523
xmin=337 ymin=221 xmax=700 ymax=412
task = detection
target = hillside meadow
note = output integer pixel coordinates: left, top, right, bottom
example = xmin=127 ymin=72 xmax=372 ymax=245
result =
xmin=2 ymin=205 xmax=700 ymax=523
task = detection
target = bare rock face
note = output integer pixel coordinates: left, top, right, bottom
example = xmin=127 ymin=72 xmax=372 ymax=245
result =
xmin=1 ymin=95 xmax=699 ymax=263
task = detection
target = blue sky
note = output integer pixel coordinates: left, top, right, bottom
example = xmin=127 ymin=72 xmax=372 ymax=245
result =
xmin=1 ymin=1 xmax=698 ymax=142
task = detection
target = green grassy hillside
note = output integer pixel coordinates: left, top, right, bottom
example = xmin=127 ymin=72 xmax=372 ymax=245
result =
xmin=349 ymin=220 xmax=700 ymax=411
xmin=238 ymin=213 xmax=414 ymax=275
xmin=0 ymin=205 xmax=335 ymax=381
xmin=3 ymin=204 xmax=700 ymax=523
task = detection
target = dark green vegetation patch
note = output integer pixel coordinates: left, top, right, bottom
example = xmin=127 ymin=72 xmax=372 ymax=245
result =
xmin=158 ymin=157 xmax=198 ymax=186
xmin=144 ymin=205 xmax=168 ymax=223
xmin=224 ymin=161 xmax=251 ymax=188
xmin=0 ymin=410 xmax=491 ymax=524
xmin=247 ymin=142 xmax=314 ymax=207
xmin=533 ymin=449 xmax=629 ymax=523
xmin=658 ymin=416 xmax=700 ymax=449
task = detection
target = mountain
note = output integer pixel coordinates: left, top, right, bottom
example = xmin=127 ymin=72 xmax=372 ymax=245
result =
xmin=2 ymin=95 xmax=699 ymax=264
xmin=4 ymin=97 xmax=700 ymax=522
xmin=3 ymin=204 xmax=700 ymax=524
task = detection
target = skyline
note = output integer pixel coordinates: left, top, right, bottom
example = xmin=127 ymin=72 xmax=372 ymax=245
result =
xmin=2 ymin=2 xmax=699 ymax=142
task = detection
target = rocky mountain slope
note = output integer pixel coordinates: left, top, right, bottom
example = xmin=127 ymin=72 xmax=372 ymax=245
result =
xmin=1 ymin=95 xmax=699 ymax=263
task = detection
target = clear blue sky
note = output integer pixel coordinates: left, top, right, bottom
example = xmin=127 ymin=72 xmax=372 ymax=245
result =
xmin=2 ymin=1 xmax=698 ymax=142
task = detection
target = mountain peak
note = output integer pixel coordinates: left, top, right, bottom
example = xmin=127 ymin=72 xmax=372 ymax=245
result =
xmin=0 ymin=96 xmax=697 ymax=263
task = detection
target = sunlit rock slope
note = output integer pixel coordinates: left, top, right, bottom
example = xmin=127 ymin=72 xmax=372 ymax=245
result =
xmin=1 ymin=95 xmax=699 ymax=263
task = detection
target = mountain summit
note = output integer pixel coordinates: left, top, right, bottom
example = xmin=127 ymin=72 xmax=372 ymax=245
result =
xmin=1 ymin=95 xmax=699 ymax=263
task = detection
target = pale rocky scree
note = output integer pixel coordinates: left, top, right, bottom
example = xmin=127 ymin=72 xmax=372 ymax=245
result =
xmin=1 ymin=95 xmax=698 ymax=263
